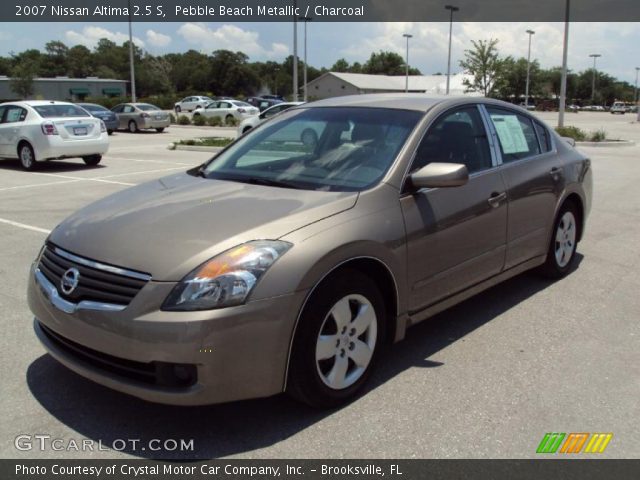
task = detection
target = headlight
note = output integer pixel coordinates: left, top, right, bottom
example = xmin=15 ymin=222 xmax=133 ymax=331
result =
xmin=162 ymin=240 xmax=292 ymax=311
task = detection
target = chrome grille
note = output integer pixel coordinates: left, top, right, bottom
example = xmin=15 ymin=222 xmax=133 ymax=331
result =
xmin=37 ymin=245 xmax=150 ymax=307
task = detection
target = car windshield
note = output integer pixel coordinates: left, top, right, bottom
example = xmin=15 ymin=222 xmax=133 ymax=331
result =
xmin=137 ymin=104 xmax=160 ymax=111
xmin=33 ymin=104 xmax=90 ymax=118
xmin=79 ymin=104 xmax=107 ymax=112
xmin=201 ymin=107 xmax=422 ymax=192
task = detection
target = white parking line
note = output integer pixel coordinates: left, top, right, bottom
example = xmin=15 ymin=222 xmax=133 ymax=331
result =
xmin=104 ymin=156 xmax=193 ymax=166
xmin=97 ymin=167 xmax=186 ymax=179
xmin=30 ymin=172 xmax=134 ymax=187
xmin=0 ymin=217 xmax=50 ymax=234
xmin=0 ymin=179 xmax=82 ymax=192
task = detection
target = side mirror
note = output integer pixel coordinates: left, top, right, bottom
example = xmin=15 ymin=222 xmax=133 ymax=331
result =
xmin=409 ymin=162 xmax=469 ymax=189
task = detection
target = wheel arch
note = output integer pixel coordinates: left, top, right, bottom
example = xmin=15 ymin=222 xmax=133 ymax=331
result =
xmin=17 ymin=138 xmax=38 ymax=161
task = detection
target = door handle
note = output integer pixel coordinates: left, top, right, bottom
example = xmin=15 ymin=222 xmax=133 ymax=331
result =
xmin=487 ymin=191 xmax=507 ymax=208
xmin=549 ymin=167 xmax=562 ymax=180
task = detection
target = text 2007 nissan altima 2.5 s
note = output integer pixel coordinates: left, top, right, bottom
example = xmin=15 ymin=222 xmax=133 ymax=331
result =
xmin=28 ymin=94 xmax=592 ymax=408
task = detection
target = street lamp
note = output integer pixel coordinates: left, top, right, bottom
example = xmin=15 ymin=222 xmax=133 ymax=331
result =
xmin=634 ymin=67 xmax=639 ymax=105
xmin=403 ymin=34 xmax=413 ymax=93
xmin=292 ymin=0 xmax=298 ymax=102
xmin=127 ymin=0 xmax=136 ymax=102
xmin=445 ymin=5 xmax=459 ymax=95
xmin=299 ymin=16 xmax=312 ymax=102
xmin=589 ymin=53 xmax=602 ymax=102
xmin=558 ymin=0 xmax=570 ymax=128
xmin=524 ymin=29 xmax=535 ymax=108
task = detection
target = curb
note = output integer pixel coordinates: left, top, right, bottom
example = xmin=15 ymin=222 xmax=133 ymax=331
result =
xmin=169 ymin=144 xmax=225 ymax=153
xmin=575 ymin=140 xmax=636 ymax=148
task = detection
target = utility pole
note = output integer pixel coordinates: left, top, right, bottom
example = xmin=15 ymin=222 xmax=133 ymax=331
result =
xmin=300 ymin=16 xmax=312 ymax=102
xmin=445 ymin=5 xmax=459 ymax=95
xmin=524 ymin=30 xmax=535 ymax=108
xmin=589 ymin=53 xmax=602 ymax=102
xmin=403 ymin=34 xmax=413 ymax=93
xmin=127 ymin=0 xmax=136 ymax=102
xmin=292 ymin=0 xmax=298 ymax=101
xmin=558 ymin=0 xmax=570 ymax=128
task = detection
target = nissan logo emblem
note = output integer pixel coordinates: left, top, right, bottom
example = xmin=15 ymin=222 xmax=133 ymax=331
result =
xmin=60 ymin=268 xmax=80 ymax=295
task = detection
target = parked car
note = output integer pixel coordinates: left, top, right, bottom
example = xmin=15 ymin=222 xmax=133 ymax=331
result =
xmin=28 ymin=95 xmax=592 ymax=408
xmin=237 ymin=102 xmax=304 ymax=135
xmin=0 ymin=100 xmax=108 ymax=170
xmin=111 ymin=103 xmax=170 ymax=133
xmin=77 ymin=103 xmax=118 ymax=135
xmin=567 ymin=104 xmax=581 ymax=112
xmin=192 ymin=100 xmax=259 ymax=123
xmin=518 ymin=102 xmax=536 ymax=111
xmin=610 ymin=102 xmax=626 ymax=114
xmin=246 ymin=97 xmax=284 ymax=111
xmin=174 ymin=96 xmax=214 ymax=113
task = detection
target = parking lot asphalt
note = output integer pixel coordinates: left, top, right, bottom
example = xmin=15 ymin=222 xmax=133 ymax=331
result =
xmin=1 ymin=112 xmax=638 ymax=460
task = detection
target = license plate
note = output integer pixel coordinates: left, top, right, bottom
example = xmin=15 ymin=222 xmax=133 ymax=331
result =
xmin=73 ymin=127 xmax=87 ymax=135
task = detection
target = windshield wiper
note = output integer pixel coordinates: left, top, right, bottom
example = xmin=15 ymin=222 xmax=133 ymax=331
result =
xmin=240 ymin=176 xmax=302 ymax=189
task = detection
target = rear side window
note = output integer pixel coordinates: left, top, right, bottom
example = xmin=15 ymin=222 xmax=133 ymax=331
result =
xmin=123 ymin=105 xmax=135 ymax=113
xmin=486 ymin=107 xmax=540 ymax=162
xmin=534 ymin=121 xmax=552 ymax=152
xmin=33 ymin=104 xmax=88 ymax=118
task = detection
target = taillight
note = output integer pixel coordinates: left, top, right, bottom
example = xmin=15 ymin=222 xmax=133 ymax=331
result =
xmin=41 ymin=123 xmax=58 ymax=135
xmin=100 ymin=120 xmax=106 ymax=133
xmin=237 ymin=108 xmax=246 ymax=113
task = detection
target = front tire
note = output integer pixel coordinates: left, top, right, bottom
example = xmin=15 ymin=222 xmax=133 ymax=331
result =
xmin=107 ymin=129 xmax=113 ymax=135
xmin=19 ymin=143 xmax=36 ymax=170
xmin=82 ymin=155 xmax=102 ymax=166
xmin=538 ymin=202 xmax=579 ymax=278
xmin=128 ymin=120 xmax=138 ymax=133
xmin=155 ymin=128 xmax=165 ymax=133
xmin=287 ymin=269 xmax=385 ymax=408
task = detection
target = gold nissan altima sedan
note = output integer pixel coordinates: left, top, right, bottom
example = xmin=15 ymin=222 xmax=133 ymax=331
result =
xmin=28 ymin=94 xmax=592 ymax=408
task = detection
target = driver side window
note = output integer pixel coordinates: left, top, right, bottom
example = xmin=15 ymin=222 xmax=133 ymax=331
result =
xmin=413 ymin=106 xmax=492 ymax=174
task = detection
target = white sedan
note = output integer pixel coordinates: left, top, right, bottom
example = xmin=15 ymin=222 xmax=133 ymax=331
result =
xmin=174 ymin=96 xmax=213 ymax=113
xmin=0 ymin=101 xmax=109 ymax=170
xmin=237 ymin=102 xmax=304 ymax=135
xmin=192 ymin=100 xmax=259 ymax=123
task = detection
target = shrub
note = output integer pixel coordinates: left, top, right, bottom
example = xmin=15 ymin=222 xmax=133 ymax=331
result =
xmin=192 ymin=114 xmax=206 ymax=126
xmin=589 ymin=129 xmax=607 ymax=142
xmin=225 ymin=116 xmax=239 ymax=127
xmin=177 ymin=115 xmax=191 ymax=125
xmin=555 ymin=126 xmax=586 ymax=141
xmin=169 ymin=113 xmax=176 ymax=124
xmin=138 ymin=94 xmax=179 ymax=110
xmin=207 ymin=116 xmax=222 ymax=127
xmin=83 ymin=96 xmax=128 ymax=109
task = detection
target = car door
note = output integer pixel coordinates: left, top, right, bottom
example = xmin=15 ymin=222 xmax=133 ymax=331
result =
xmin=400 ymin=105 xmax=508 ymax=312
xmin=111 ymin=104 xmax=124 ymax=128
xmin=0 ymin=105 xmax=27 ymax=157
xmin=120 ymin=104 xmax=136 ymax=128
xmin=483 ymin=106 xmax=562 ymax=269
xmin=218 ymin=101 xmax=233 ymax=119
xmin=0 ymin=105 xmax=8 ymax=156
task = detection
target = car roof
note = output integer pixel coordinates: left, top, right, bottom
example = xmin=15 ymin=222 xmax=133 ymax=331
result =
xmin=2 ymin=100 xmax=77 ymax=107
xmin=307 ymin=93 xmax=479 ymax=112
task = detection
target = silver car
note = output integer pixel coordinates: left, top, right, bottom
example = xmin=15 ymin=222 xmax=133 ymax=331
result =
xmin=28 ymin=95 xmax=592 ymax=408
xmin=111 ymin=103 xmax=170 ymax=133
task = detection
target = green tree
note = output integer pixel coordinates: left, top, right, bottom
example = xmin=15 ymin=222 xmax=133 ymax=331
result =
xmin=67 ymin=45 xmax=94 ymax=78
xmin=459 ymin=39 xmax=504 ymax=97
xmin=43 ymin=40 xmax=69 ymax=76
xmin=331 ymin=58 xmax=350 ymax=72
xmin=363 ymin=51 xmax=420 ymax=75
xmin=10 ymin=61 xmax=38 ymax=98
xmin=497 ymin=57 xmax=542 ymax=101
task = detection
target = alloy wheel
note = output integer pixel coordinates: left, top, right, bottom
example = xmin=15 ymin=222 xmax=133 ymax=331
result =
xmin=554 ymin=211 xmax=576 ymax=268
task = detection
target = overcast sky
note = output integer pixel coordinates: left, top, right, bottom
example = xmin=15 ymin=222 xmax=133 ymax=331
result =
xmin=0 ymin=22 xmax=638 ymax=83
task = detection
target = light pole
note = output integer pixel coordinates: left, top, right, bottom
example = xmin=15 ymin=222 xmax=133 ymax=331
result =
xmin=558 ymin=0 xmax=570 ymax=128
xmin=445 ymin=5 xmax=459 ymax=95
xmin=589 ymin=53 xmax=601 ymax=102
xmin=292 ymin=0 xmax=298 ymax=101
xmin=299 ymin=16 xmax=312 ymax=102
xmin=403 ymin=34 xmax=413 ymax=93
xmin=127 ymin=0 xmax=136 ymax=102
xmin=524 ymin=29 xmax=535 ymax=108
xmin=634 ymin=67 xmax=639 ymax=104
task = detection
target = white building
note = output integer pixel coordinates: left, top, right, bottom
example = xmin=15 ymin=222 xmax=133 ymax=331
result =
xmin=304 ymin=72 xmax=481 ymax=100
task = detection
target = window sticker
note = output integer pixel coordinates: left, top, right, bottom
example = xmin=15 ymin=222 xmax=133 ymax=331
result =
xmin=490 ymin=114 xmax=529 ymax=154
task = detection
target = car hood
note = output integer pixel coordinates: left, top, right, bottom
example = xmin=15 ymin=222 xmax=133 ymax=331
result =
xmin=48 ymin=172 xmax=358 ymax=281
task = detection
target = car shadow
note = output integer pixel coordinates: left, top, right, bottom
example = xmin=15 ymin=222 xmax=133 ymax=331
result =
xmin=26 ymin=256 xmax=582 ymax=460
xmin=0 ymin=160 xmax=106 ymax=173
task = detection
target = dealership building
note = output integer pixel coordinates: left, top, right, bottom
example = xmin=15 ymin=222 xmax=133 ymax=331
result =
xmin=0 ymin=76 xmax=128 ymax=101
xmin=304 ymin=72 xmax=481 ymax=100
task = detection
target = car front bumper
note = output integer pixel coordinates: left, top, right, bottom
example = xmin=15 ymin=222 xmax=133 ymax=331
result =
xmin=34 ymin=133 xmax=109 ymax=161
xmin=28 ymin=263 xmax=307 ymax=405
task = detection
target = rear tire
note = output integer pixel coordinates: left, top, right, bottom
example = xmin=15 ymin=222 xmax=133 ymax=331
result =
xmin=82 ymin=155 xmax=102 ymax=166
xmin=242 ymin=126 xmax=252 ymax=134
xmin=128 ymin=120 xmax=138 ymax=133
xmin=18 ymin=143 xmax=36 ymax=171
xmin=175 ymin=106 xmax=181 ymax=113
xmin=107 ymin=129 xmax=114 ymax=135
xmin=287 ymin=269 xmax=385 ymax=408
xmin=538 ymin=201 xmax=579 ymax=278
xmin=225 ymin=114 xmax=234 ymax=123
xmin=155 ymin=128 xmax=165 ymax=133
